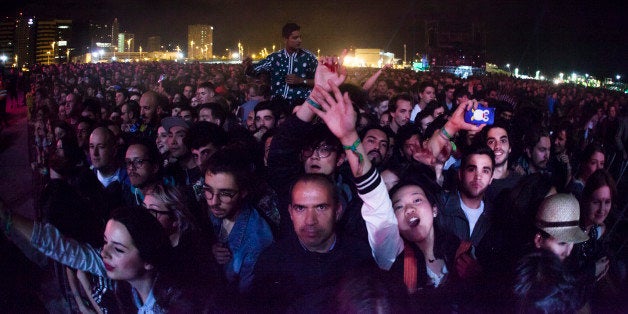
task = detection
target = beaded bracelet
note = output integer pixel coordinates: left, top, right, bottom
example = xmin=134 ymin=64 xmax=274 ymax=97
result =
xmin=342 ymin=138 xmax=364 ymax=163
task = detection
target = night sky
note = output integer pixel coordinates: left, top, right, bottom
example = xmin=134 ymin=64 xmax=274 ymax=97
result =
xmin=3 ymin=0 xmax=626 ymax=78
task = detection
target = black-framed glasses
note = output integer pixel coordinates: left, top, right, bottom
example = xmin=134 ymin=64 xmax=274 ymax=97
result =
xmin=141 ymin=203 xmax=173 ymax=219
xmin=125 ymin=158 xmax=151 ymax=169
xmin=201 ymin=185 xmax=239 ymax=203
xmin=302 ymin=145 xmax=333 ymax=159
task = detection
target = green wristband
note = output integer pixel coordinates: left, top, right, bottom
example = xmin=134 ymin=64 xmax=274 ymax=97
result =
xmin=440 ymin=127 xmax=454 ymax=140
xmin=342 ymin=138 xmax=364 ymax=163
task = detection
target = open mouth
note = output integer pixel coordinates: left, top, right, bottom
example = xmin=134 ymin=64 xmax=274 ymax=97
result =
xmin=408 ymin=217 xmax=420 ymax=227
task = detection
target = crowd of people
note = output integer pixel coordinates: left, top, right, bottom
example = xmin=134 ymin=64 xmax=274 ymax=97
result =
xmin=0 ymin=22 xmax=627 ymax=313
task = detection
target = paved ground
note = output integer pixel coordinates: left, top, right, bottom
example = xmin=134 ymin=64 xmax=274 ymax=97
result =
xmin=0 ymin=92 xmax=36 ymax=219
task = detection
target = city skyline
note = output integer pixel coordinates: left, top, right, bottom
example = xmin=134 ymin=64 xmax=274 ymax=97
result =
xmin=1 ymin=0 xmax=626 ymax=78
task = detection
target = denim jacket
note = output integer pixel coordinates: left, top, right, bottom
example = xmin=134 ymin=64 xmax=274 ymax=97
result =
xmin=211 ymin=202 xmax=273 ymax=293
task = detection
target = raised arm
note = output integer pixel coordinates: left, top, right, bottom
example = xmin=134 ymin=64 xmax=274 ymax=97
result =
xmin=295 ymin=51 xmax=348 ymax=123
xmin=309 ymin=81 xmax=403 ymax=270
xmin=1 ymin=200 xmax=106 ymax=276
xmin=416 ymin=100 xmax=486 ymax=166
xmin=362 ymin=63 xmax=391 ymax=91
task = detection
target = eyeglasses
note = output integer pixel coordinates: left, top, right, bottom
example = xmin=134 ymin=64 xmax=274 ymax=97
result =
xmin=142 ymin=204 xmax=173 ymax=219
xmin=201 ymin=185 xmax=239 ymax=203
xmin=125 ymin=158 xmax=151 ymax=169
xmin=302 ymin=145 xmax=333 ymax=159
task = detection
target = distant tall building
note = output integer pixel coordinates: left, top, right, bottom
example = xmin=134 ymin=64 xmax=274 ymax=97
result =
xmin=55 ymin=20 xmax=72 ymax=63
xmin=89 ymin=21 xmax=111 ymax=49
xmin=36 ymin=19 xmax=56 ymax=64
xmin=187 ymin=24 xmax=213 ymax=59
xmin=111 ymin=18 xmax=119 ymax=47
xmin=0 ymin=17 xmax=14 ymax=60
xmin=118 ymin=32 xmax=134 ymax=52
xmin=15 ymin=13 xmax=36 ymax=68
xmin=147 ymin=36 xmax=161 ymax=52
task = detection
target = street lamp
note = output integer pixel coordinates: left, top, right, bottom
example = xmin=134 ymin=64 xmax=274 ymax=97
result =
xmin=139 ymin=46 xmax=143 ymax=60
xmin=0 ymin=55 xmax=6 ymax=65
xmin=47 ymin=51 xmax=51 ymax=65
xmin=617 ymin=75 xmax=621 ymax=81
xmin=127 ymin=38 xmax=133 ymax=60
xmin=225 ymin=48 xmax=230 ymax=59
xmin=51 ymin=41 xmax=56 ymax=64
xmin=190 ymin=40 xmax=194 ymax=59
xmin=66 ymin=49 xmax=70 ymax=63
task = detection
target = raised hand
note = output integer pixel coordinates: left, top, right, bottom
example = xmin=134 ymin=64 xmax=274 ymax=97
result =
xmin=315 ymin=49 xmax=348 ymax=92
xmin=308 ymin=84 xmax=357 ymax=143
xmin=447 ymin=99 xmax=486 ymax=134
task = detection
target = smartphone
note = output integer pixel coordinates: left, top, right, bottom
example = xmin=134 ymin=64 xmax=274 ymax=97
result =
xmin=158 ymin=74 xmax=167 ymax=83
xmin=464 ymin=104 xmax=495 ymax=125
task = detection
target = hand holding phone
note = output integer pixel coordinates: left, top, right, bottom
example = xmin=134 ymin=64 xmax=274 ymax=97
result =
xmin=464 ymin=104 xmax=495 ymax=125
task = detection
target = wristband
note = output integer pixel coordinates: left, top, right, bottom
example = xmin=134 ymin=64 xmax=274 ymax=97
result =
xmin=306 ymin=98 xmax=322 ymax=111
xmin=440 ymin=127 xmax=454 ymax=140
xmin=342 ymin=138 xmax=364 ymax=163
xmin=437 ymin=129 xmax=457 ymax=153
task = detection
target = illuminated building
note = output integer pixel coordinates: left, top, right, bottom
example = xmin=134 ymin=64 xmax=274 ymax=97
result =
xmin=35 ymin=20 xmax=56 ymax=64
xmin=111 ymin=18 xmax=119 ymax=47
xmin=187 ymin=24 xmax=213 ymax=59
xmin=118 ymin=32 xmax=134 ymax=52
xmin=0 ymin=17 xmax=14 ymax=61
xmin=15 ymin=13 xmax=36 ymax=68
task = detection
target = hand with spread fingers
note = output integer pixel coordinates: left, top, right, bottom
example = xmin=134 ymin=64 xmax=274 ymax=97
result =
xmin=309 ymin=84 xmax=357 ymax=143
xmin=309 ymin=82 xmax=371 ymax=177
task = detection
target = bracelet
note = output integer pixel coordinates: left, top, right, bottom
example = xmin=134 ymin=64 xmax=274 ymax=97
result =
xmin=342 ymin=138 xmax=364 ymax=163
xmin=440 ymin=127 xmax=454 ymax=140
xmin=306 ymin=98 xmax=322 ymax=111
xmin=437 ymin=129 xmax=457 ymax=153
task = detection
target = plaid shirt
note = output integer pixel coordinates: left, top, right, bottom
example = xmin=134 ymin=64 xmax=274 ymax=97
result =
xmin=252 ymin=48 xmax=318 ymax=100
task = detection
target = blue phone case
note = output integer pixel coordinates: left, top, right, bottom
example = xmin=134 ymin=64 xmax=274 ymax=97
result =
xmin=464 ymin=104 xmax=495 ymax=125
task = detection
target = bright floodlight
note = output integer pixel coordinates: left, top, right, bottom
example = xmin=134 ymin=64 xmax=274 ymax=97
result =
xmin=617 ymin=75 xmax=621 ymax=80
xmin=231 ymin=52 xmax=240 ymax=59
xmin=0 ymin=55 xmax=7 ymax=62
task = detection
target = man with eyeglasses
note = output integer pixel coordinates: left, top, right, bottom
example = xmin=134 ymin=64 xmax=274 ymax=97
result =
xmin=188 ymin=121 xmax=228 ymax=201
xmin=202 ymin=147 xmax=273 ymax=294
xmin=122 ymin=138 xmax=164 ymax=206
